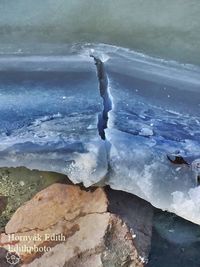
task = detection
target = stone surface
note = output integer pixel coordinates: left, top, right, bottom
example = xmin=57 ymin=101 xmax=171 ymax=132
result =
xmin=5 ymin=183 xmax=107 ymax=233
xmin=101 ymin=214 xmax=143 ymax=267
xmin=0 ymin=183 xmax=152 ymax=266
xmin=106 ymin=187 xmax=153 ymax=261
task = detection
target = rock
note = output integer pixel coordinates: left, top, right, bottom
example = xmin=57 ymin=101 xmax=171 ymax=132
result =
xmin=5 ymin=183 xmax=107 ymax=233
xmin=20 ymin=213 xmax=143 ymax=267
xmin=22 ymin=213 xmax=110 ymax=266
xmin=106 ymin=187 xmax=153 ymax=260
xmin=0 ymin=183 xmax=152 ymax=266
xmin=102 ymin=214 xmax=144 ymax=267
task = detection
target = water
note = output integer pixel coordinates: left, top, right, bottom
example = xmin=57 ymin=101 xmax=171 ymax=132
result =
xmin=0 ymin=0 xmax=200 ymax=65
xmin=147 ymin=210 xmax=200 ymax=267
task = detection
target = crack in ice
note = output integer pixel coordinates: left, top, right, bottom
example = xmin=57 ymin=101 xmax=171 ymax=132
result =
xmin=90 ymin=55 xmax=112 ymax=140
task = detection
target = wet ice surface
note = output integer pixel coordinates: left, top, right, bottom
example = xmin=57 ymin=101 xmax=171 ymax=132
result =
xmin=0 ymin=55 xmax=107 ymax=185
xmin=98 ymin=44 xmax=200 ymax=224
xmin=0 ymin=44 xmax=200 ymax=224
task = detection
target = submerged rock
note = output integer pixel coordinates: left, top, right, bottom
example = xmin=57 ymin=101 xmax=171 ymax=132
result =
xmin=0 ymin=183 xmax=153 ymax=266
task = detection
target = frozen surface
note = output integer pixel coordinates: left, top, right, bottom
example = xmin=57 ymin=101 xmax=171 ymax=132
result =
xmin=95 ymin=44 xmax=200 ymax=224
xmin=0 ymin=55 xmax=108 ymax=184
xmin=106 ymin=129 xmax=200 ymax=223
xmin=0 ymin=44 xmax=200 ymax=224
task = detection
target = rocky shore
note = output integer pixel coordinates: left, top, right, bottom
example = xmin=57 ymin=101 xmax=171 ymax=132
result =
xmin=0 ymin=181 xmax=153 ymax=267
xmin=0 ymin=169 xmax=200 ymax=267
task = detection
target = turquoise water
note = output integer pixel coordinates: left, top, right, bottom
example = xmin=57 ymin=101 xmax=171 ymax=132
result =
xmin=0 ymin=0 xmax=200 ymax=65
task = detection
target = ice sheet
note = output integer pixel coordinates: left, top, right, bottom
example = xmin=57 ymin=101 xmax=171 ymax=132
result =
xmin=0 ymin=55 xmax=108 ymax=184
xmin=1 ymin=44 xmax=200 ymax=224
xmin=99 ymin=45 xmax=200 ymax=224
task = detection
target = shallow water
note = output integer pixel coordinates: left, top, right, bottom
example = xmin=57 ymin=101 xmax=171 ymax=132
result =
xmin=148 ymin=210 xmax=200 ymax=267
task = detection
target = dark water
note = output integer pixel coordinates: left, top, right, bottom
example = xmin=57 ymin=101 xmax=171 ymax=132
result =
xmin=148 ymin=210 xmax=200 ymax=267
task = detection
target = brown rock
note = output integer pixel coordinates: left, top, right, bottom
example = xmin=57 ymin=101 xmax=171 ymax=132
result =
xmin=21 ymin=214 xmax=143 ymax=267
xmin=102 ymin=214 xmax=143 ymax=267
xmin=0 ymin=219 xmax=80 ymax=264
xmin=22 ymin=213 xmax=110 ymax=267
xmin=0 ymin=183 xmax=151 ymax=266
xmin=1 ymin=184 xmax=109 ymax=265
xmin=5 ymin=183 xmax=108 ymax=233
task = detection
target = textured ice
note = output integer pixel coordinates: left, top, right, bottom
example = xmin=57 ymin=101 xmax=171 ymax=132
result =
xmin=171 ymin=187 xmax=200 ymax=224
xmin=106 ymin=129 xmax=196 ymax=211
xmin=96 ymin=45 xmax=200 ymax=224
xmin=67 ymin=139 xmax=108 ymax=186
xmin=1 ymin=44 xmax=200 ymax=224
xmin=0 ymin=55 xmax=107 ymax=184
